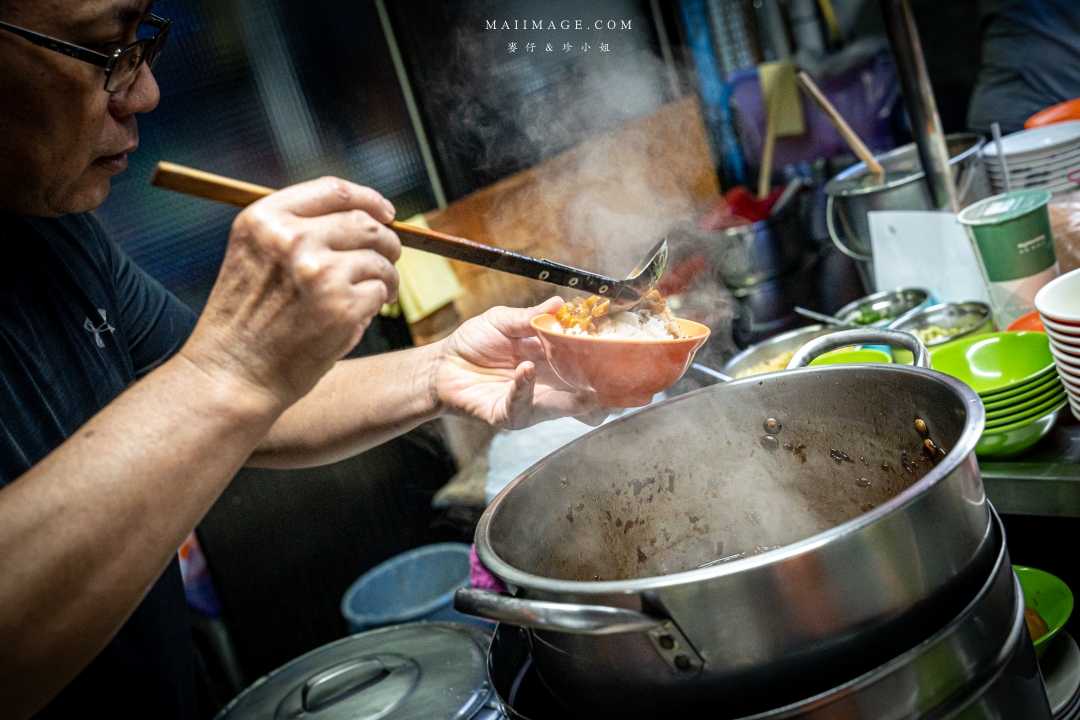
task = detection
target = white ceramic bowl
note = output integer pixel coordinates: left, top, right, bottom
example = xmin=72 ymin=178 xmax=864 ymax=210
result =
xmin=988 ymin=147 xmax=1080 ymax=175
xmin=1049 ymin=343 xmax=1080 ymax=371
xmin=1053 ymin=359 xmax=1080 ymax=385
xmin=983 ymin=122 xmax=1080 ymax=158
xmin=1046 ymin=326 xmax=1080 ymax=344
xmin=1048 ymin=333 xmax=1080 ymax=356
xmin=993 ymin=166 xmax=1080 ymax=185
xmin=1049 ymin=343 xmax=1080 ymax=370
xmin=1040 ymin=315 xmax=1080 ymax=336
xmin=1036 ymin=268 xmax=1080 ymax=324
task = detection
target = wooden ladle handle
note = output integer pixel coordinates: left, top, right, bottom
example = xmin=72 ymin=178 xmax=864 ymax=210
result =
xmin=796 ymin=72 xmax=885 ymax=175
xmin=149 ymin=161 xmax=625 ymax=294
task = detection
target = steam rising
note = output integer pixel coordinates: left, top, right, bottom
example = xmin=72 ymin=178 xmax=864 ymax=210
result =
xmin=425 ymin=4 xmax=718 ymax=277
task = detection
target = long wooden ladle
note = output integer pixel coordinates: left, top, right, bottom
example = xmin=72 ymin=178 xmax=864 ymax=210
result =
xmin=150 ymin=161 xmax=667 ymax=311
xmin=797 ymin=71 xmax=885 ymax=175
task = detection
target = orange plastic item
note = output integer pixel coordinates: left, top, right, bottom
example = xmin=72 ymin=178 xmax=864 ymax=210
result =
xmin=530 ymin=314 xmax=710 ymax=407
xmin=1025 ymin=99 xmax=1080 ymax=129
xmin=1007 ymin=310 xmax=1046 ymax=333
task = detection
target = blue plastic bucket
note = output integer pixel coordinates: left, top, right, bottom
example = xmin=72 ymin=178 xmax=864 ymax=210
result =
xmin=340 ymin=542 xmax=488 ymax=633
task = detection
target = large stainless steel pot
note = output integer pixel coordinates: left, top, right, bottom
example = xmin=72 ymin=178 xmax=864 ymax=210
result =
xmin=707 ymin=202 xmax=808 ymax=289
xmin=729 ymin=254 xmax=818 ymax=345
xmin=825 ymin=132 xmax=990 ymax=289
xmin=457 ymin=329 xmax=995 ymax=718
xmin=484 ymin=510 xmax=1053 ymax=720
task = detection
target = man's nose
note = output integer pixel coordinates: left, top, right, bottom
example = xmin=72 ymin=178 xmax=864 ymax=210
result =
xmin=108 ymin=64 xmax=161 ymax=117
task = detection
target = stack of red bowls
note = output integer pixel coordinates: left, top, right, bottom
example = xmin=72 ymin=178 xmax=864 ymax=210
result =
xmin=1035 ymin=268 xmax=1080 ymax=416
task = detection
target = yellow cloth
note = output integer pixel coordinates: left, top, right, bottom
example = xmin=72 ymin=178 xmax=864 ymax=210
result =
xmin=384 ymin=214 xmax=464 ymax=324
xmin=759 ymin=60 xmax=805 ymax=138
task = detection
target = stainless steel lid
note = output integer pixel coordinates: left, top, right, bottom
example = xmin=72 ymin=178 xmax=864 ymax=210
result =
xmin=215 ymin=623 xmax=494 ymax=720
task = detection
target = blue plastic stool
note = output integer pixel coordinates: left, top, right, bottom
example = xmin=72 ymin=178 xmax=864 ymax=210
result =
xmin=341 ymin=542 xmax=490 ymax=633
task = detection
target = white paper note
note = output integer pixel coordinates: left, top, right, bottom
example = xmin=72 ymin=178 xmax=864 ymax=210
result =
xmin=868 ymin=210 xmax=991 ymax=304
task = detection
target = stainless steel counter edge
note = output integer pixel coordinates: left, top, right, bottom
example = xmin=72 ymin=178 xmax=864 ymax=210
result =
xmin=981 ymin=461 xmax=1080 ymax=517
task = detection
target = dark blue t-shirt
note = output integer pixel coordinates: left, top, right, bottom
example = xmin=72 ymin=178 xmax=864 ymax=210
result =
xmin=968 ymin=0 xmax=1080 ymax=133
xmin=0 ymin=211 xmax=199 ymax=718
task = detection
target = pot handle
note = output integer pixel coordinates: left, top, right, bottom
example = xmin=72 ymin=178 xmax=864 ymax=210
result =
xmin=454 ymin=588 xmax=663 ymax=635
xmin=827 ymin=195 xmax=874 ymax=263
xmin=786 ymin=328 xmax=931 ymax=369
xmin=454 ymin=589 xmax=706 ymax=675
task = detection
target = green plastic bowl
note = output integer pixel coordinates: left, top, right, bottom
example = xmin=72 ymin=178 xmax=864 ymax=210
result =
xmin=809 ymin=348 xmax=893 ymax=367
xmin=1015 ymin=565 xmax=1074 ymax=659
xmin=978 ymin=369 xmax=1061 ymax=403
xmin=930 ymin=331 xmax=1055 ymax=395
xmin=982 ymin=374 xmax=1063 ymax=409
xmin=985 ymin=389 xmax=1069 ymax=426
xmin=975 ymin=404 xmax=1065 ymax=459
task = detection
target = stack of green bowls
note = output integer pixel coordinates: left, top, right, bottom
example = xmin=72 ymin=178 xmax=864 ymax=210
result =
xmin=930 ymin=331 xmax=1067 ymax=459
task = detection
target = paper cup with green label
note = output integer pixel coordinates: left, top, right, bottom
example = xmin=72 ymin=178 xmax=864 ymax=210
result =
xmin=958 ymin=189 xmax=1058 ymax=329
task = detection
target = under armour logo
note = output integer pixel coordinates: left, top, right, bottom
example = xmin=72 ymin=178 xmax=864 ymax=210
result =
xmin=84 ymin=309 xmax=115 ymax=348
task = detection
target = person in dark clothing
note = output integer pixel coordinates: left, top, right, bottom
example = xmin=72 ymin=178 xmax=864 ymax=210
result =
xmin=0 ymin=1 xmax=601 ymax=718
xmin=967 ymin=0 xmax=1080 ymax=134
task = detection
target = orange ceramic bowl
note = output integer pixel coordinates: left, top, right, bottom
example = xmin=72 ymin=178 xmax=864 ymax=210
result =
xmin=530 ymin=313 xmax=710 ymax=407
xmin=1007 ymin=310 xmax=1046 ymax=333
xmin=1026 ymin=98 xmax=1080 ymax=129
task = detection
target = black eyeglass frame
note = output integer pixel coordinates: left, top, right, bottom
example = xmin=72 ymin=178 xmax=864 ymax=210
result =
xmin=0 ymin=14 xmax=170 ymax=93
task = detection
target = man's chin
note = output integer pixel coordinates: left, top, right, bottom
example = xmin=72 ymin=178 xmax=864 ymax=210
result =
xmin=54 ymin=173 xmax=114 ymax=216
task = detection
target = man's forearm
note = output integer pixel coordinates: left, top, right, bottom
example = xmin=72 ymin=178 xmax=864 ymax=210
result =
xmin=248 ymin=341 xmax=447 ymax=469
xmin=0 ymin=354 xmax=283 ymax=719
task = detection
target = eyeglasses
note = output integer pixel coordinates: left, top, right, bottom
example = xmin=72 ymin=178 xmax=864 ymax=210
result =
xmin=0 ymin=14 xmax=170 ymax=93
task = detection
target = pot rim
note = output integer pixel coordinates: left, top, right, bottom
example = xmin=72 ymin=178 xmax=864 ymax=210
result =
xmin=475 ymin=364 xmax=986 ymax=595
xmin=824 ymin=132 xmax=984 ymax=198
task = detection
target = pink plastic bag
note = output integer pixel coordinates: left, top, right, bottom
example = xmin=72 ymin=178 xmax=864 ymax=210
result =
xmin=469 ymin=545 xmax=507 ymax=592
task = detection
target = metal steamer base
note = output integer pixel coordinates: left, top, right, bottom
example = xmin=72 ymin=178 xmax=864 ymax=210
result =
xmin=486 ymin=510 xmax=1052 ymax=720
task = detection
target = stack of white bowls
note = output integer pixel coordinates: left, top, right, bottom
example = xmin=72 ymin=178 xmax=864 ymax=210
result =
xmin=984 ymin=121 xmax=1080 ymax=196
xmin=1035 ymin=267 xmax=1080 ymax=416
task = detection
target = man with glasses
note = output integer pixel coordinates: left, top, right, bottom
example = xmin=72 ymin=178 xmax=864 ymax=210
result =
xmin=0 ymin=1 xmax=600 ymax=717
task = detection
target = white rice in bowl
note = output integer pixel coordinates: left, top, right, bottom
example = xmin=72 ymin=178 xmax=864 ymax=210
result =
xmin=549 ymin=306 xmax=684 ymax=340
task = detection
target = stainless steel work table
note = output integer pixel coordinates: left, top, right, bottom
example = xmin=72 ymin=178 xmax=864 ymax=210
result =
xmin=981 ymin=417 xmax=1080 ymax=517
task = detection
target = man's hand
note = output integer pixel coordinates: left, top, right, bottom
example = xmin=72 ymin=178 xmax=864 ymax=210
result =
xmin=181 ymin=177 xmax=401 ymax=408
xmin=434 ymin=297 xmax=605 ymax=430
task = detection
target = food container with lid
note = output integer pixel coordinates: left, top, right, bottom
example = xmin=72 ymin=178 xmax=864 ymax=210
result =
xmin=959 ymin=189 xmax=1059 ymax=328
xmin=213 ymin=623 xmax=501 ymax=720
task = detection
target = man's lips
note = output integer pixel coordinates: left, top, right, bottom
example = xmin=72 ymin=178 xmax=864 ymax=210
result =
xmin=95 ymin=146 xmax=137 ymax=174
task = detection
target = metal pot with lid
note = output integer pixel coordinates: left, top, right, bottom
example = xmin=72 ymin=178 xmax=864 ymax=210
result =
xmin=825 ymin=132 xmax=990 ymax=287
xmin=214 ymin=623 xmax=501 ymax=720
xmin=456 ymin=328 xmax=997 ymax=719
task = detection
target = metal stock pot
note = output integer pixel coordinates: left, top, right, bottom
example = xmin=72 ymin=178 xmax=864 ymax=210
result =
xmin=825 ymin=132 xmax=990 ymax=264
xmin=457 ymin=329 xmax=995 ymax=719
xmin=485 ymin=510 xmax=1053 ymax=719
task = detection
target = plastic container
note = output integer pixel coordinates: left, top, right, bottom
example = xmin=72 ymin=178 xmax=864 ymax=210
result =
xmin=959 ymin=189 xmax=1059 ymax=328
xmin=341 ymin=543 xmax=486 ymax=633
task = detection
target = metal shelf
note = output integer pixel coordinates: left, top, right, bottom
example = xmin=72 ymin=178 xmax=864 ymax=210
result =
xmin=981 ymin=414 xmax=1080 ymax=517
